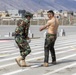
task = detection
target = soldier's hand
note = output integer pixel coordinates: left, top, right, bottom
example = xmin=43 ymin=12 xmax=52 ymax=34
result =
xmin=27 ymin=37 xmax=30 ymax=40
xmin=27 ymin=37 xmax=31 ymax=43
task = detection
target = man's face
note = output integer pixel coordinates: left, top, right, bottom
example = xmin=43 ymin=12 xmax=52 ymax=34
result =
xmin=47 ymin=12 xmax=53 ymax=19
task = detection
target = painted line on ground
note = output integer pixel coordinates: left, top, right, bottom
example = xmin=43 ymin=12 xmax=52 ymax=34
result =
xmin=2 ymin=51 xmax=76 ymax=75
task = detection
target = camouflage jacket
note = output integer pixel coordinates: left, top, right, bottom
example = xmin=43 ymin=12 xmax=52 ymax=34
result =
xmin=22 ymin=18 xmax=30 ymax=38
xmin=15 ymin=18 xmax=30 ymax=38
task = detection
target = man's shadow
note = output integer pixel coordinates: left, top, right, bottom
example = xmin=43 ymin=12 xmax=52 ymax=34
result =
xmin=28 ymin=59 xmax=76 ymax=68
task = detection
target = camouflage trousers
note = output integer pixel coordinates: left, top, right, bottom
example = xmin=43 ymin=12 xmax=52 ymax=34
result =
xmin=44 ymin=33 xmax=57 ymax=63
xmin=15 ymin=36 xmax=31 ymax=60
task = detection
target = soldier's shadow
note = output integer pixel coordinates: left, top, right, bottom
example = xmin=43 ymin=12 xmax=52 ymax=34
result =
xmin=28 ymin=61 xmax=43 ymax=68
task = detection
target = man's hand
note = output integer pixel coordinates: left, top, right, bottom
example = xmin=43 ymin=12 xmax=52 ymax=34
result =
xmin=39 ymin=21 xmax=50 ymax=31
xmin=39 ymin=27 xmax=42 ymax=31
xmin=39 ymin=26 xmax=46 ymax=31
xmin=39 ymin=26 xmax=43 ymax=31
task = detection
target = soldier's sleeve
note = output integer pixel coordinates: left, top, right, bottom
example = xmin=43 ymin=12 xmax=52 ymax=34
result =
xmin=17 ymin=19 xmax=22 ymax=26
xmin=23 ymin=18 xmax=29 ymax=24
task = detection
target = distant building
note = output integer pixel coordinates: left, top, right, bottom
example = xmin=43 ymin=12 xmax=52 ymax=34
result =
xmin=54 ymin=10 xmax=60 ymax=19
xmin=59 ymin=10 xmax=68 ymax=18
xmin=0 ymin=11 xmax=7 ymax=17
xmin=73 ymin=12 xmax=76 ymax=16
xmin=43 ymin=10 xmax=48 ymax=19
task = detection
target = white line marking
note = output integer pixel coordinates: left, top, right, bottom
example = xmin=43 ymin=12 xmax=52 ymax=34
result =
xmin=1 ymin=51 xmax=76 ymax=75
xmin=2 ymin=68 xmax=29 ymax=75
xmin=43 ymin=63 xmax=76 ymax=75
xmin=0 ymin=56 xmax=44 ymax=69
xmin=72 ymin=73 xmax=76 ymax=75
xmin=0 ymin=49 xmax=18 ymax=54
xmin=0 ymin=47 xmax=75 ymax=62
xmin=0 ymin=48 xmax=75 ymax=68
xmin=0 ymin=44 xmax=74 ymax=58
xmin=32 ymin=48 xmax=75 ymax=55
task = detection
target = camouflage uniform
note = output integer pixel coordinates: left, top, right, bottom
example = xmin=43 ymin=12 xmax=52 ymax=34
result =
xmin=15 ymin=19 xmax=31 ymax=60
xmin=44 ymin=33 xmax=57 ymax=63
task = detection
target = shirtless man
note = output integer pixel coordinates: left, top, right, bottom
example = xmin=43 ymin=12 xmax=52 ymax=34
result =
xmin=40 ymin=10 xmax=59 ymax=67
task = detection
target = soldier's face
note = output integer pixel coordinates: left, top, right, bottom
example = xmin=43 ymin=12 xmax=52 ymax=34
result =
xmin=27 ymin=16 xmax=31 ymax=20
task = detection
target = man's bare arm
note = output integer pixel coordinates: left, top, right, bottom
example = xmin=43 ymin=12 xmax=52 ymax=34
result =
xmin=39 ymin=21 xmax=50 ymax=31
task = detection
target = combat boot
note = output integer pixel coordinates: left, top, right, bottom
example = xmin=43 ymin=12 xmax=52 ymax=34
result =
xmin=15 ymin=56 xmax=23 ymax=67
xmin=21 ymin=60 xmax=30 ymax=67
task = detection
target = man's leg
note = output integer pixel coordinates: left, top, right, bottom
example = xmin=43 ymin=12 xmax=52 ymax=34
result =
xmin=44 ymin=38 xmax=50 ymax=67
xmin=50 ymin=40 xmax=56 ymax=64
xmin=44 ymin=48 xmax=49 ymax=67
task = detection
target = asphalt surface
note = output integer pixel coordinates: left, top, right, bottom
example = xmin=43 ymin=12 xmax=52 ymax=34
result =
xmin=0 ymin=35 xmax=76 ymax=75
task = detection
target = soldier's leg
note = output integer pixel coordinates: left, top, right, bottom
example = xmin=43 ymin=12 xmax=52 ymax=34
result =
xmin=21 ymin=41 xmax=31 ymax=58
xmin=15 ymin=45 xmax=29 ymax=67
xmin=15 ymin=43 xmax=24 ymax=67
xmin=15 ymin=56 xmax=23 ymax=67
xmin=19 ymin=40 xmax=31 ymax=67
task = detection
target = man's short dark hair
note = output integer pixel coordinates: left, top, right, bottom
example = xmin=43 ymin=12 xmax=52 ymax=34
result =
xmin=47 ymin=10 xmax=54 ymax=16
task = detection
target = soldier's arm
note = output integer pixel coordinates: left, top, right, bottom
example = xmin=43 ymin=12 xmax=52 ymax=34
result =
xmin=17 ymin=19 xmax=23 ymax=26
xmin=22 ymin=19 xmax=29 ymax=25
xmin=15 ymin=27 xmax=20 ymax=34
xmin=21 ymin=20 xmax=26 ymax=25
xmin=17 ymin=19 xmax=27 ymax=26
xmin=24 ymin=19 xmax=30 ymax=38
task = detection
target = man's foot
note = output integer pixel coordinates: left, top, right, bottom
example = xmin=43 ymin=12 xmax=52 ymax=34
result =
xmin=15 ymin=58 xmax=21 ymax=67
xmin=51 ymin=61 xmax=56 ymax=65
xmin=43 ymin=63 xmax=48 ymax=67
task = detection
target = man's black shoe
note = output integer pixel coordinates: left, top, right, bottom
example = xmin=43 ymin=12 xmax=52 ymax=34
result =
xmin=51 ymin=61 xmax=56 ymax=65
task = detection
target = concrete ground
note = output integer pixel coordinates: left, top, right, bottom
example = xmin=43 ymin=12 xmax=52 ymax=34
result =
xmin=0 ymin=25 xmax=76 ymax=38
xmin=0 ymin=34 xmax=76 ymax=75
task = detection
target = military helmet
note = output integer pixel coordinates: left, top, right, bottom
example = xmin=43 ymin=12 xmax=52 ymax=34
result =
xmin=24 ymin=11 xmax=33 ymax=18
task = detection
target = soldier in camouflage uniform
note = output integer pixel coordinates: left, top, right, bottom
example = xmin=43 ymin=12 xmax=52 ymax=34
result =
xmin=15 ymin=12 xmax=33 ymax=67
